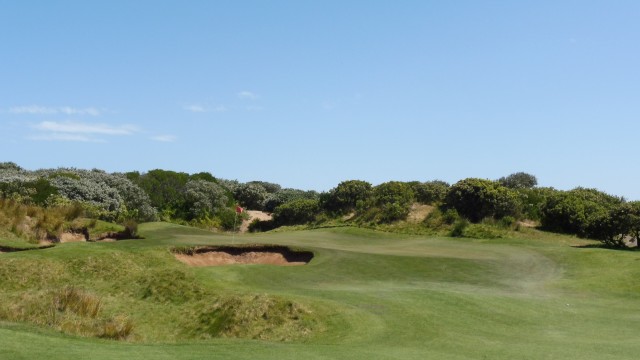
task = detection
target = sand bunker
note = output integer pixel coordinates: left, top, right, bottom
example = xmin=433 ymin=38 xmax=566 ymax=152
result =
xmin=174 ymin=245 xmax=313 ymax=267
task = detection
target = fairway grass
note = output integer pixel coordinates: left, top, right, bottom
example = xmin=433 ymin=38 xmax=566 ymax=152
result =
xmin=1 ymin=222 xmax=639 ymax=359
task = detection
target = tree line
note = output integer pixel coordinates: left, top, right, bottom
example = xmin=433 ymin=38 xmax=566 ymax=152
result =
xmin=1 ymin=163 xmax=637 ymax=249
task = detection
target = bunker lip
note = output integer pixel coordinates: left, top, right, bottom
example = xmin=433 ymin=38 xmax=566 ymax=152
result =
xmin=172 ymin=244 xmax=314 ymax=267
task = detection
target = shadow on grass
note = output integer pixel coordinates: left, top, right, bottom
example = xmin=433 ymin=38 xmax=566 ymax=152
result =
xmin=571 ymin=243 xmax=639 ymax=251
xmin=0 ymin=244 xmax=55 ymax=253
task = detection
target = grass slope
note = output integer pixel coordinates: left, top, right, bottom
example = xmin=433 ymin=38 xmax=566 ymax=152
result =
xmin=1 ymin=222 xmax=639 ymax=359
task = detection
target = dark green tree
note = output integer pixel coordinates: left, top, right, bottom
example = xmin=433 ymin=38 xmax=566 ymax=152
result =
xmin=589 ymin=202 xmax=640 ymax=248
xmin=273 ymin=199 xmax=320 ymax=226
xmin=234 ymin=183 xmax=268 ymax=210
xmin=412 ymin=180 xmax=450 ymax=205
xmin=445 ymin=178 xmax=521 ymax=222
xmin=321 ymin=180 xmax=373 ymax=214
xmin=372 ymin=181 xmax=414 ymax=222
xmin=498 ymin=172 xmax=538 ymax=189
xmin=539 ymin=187 xmax=622 ymax=237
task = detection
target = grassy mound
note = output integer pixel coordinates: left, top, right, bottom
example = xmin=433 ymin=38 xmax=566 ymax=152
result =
xmin=192 ymin=294 xmax=319 ymax=341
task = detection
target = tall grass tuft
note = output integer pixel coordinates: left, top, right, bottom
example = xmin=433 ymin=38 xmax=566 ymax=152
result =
xmin=0 ymin=199 xmax=88 ymax=243
xmin=100 ymin=315 xmax=134 ymax=340
xmin=53 ymin=286 xmax=102 ymax=318
xmin=0 ymin=286 xmax=134 ymax=341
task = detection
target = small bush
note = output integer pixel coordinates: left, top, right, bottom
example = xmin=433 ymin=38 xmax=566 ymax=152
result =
xmin=499 ymin=216 xmax=516 ymax=229
xmin=122 ymin=220 xmax=138 ymax=238
xmin=248 ymin=219 xmax=278 ymax=232
xmin=273 ymin=199 xmax=319 ymax=226
xmin=450 ymin=219 xmax=469 ymax=237
xmin=442 ymin=209 xmax=460 ymax=225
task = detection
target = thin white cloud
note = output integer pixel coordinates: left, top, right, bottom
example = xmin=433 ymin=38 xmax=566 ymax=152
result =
xmin=32 ymin=121 xmax=137 ymax=135
xmin=151 ymin=135 xmax=176 ymax=142
xmin=59 ymin=106 xmax=101 ymax=116
xmin=184 ymin=105 xmax=207 ymax=113
xmin=184 ymin=104 xmax=228 ymax=113
xmin=10 ymin=105 xmax=58 ymax=114
xmin=10 ymin=105 xmax=101 ymax=116
xmin=28 ymin=133 xmax=105 ymax=143
xmin=237 ymin=91 xmax=259 ymax=100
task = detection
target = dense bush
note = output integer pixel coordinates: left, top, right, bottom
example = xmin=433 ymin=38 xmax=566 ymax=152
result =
xmin=273 ymin=199 xmax=320 ymax=226
xmin=358 ymin=181 xmax=414 ymax=223
xmin=539 ymin=187 xmax=622 ymax=237
xmin=321 ymin=180 xmax=373 ymax=214
xmin=247 ymin=181 xmax=281 ymax=194
xmin=516 ymin=187 xmax=558 ymax=221
xmin=498 ymin=172 xmax=538 ymax=189
xmin=412 ymin=180 xmax=450 ymax=205
xmin=263 ymin=189 xmax=319 ymax=213
xmin=589 ymin=202 xmax=640 ymax=248
xmin=127 ymin=169 xmax=190 ymax=217
xmin=373 ymin=181 xmax=414 ymax=207
xmin=234 ymin=183 xmax=268 ymax=210
xmin=445 ymin=178 xmax=521 ymax=222
xmin=184 ymin=180 xmax=229 ymax=220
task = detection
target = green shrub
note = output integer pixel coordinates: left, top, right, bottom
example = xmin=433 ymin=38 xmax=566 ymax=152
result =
xmin=497 ymin=172 xmax=538 ymax=189
xmin=321 ymin=180 xmax=373 ymax=214
xmin=539 ymin=187 xmax=622 ymax=237
xmin=413 ymin=180 xmax=450 ymax=205
xmin=450 ymin=219 xmax=469 ymax=237
xmin=445 ymin=178 xmax=521 ymax=222
xmin=273 ymin=199 xmax=320 ymax=226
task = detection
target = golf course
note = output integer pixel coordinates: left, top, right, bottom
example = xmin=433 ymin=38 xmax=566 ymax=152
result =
xmin=2 ymin=222 xmax=638 ymax=359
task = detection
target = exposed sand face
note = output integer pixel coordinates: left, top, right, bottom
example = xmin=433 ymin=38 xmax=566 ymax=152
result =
xmin=174 ymin=245 xmax=313 ymax=267
xmin=407 ymin=204 xmax=435 ymax=223
xmin=239 ymin=210 xmax=273 ymax=233
xmin=59 ymin=232 xmax=87 ymax=243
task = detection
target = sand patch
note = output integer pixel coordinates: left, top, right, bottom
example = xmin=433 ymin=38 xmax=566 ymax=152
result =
xmin=518 ymin=220 xmax=538 ymax=228
xmin=59 ymin=232 xmax=87 ymax=243
xmin=239 ymin=211 xmax=273 ymax=233
xmin=174 ymin=245 xmax=313 ymax=267
xmin=407 ymin=203 xmax=435 ymax=223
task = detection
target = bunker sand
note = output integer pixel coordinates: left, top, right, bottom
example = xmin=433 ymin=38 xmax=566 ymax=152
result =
xmin=174 ymin=245 xmax=313 ymax=266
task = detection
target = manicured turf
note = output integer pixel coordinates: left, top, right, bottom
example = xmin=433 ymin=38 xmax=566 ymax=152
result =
xmin=1 ymin=222 xmax=639 ymax=359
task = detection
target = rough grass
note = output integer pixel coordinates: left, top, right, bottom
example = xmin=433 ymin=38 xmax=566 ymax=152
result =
xmin=0 ymin=286 xmax=133 ymax=340
xmin=1 ymin=222 xmax=639 ymax=359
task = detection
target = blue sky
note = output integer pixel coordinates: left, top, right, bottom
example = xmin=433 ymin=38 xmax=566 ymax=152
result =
xmin=1 ymin=1 xmax=639 ymax=199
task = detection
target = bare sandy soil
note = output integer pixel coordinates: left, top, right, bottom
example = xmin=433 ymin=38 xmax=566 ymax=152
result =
xmin=59 ymin=232 xmax=87 ymax=243
xmin=407 ymin=204 xmax=434 ymax=223
xmin=239 ymin=210 xmax=273 ymax=233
